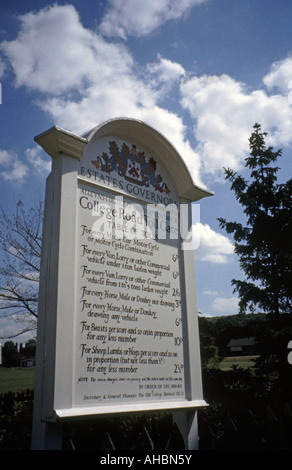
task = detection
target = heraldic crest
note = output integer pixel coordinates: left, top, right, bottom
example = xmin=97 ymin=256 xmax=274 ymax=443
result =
xmin=92 ymin=141 xmax=170 ymax=194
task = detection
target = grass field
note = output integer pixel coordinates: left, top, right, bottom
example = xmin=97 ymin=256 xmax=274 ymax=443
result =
xmin=0 ymin=367 xmax=35 ymax=393
xmin=219 ymin=355 xmax=258 ymax=371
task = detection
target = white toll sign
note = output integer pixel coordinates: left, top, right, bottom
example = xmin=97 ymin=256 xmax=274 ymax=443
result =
xmin=31 ymin=118 xmax=213 ymax=449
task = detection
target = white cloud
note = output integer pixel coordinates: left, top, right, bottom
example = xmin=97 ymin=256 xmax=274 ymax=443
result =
xmin=0 ymin=5 xmax=204 ymax=187
xmin=148 ymin=56 xmax=185 ymax=82
xmin=0 ymin=149 xmax=11 ymax=166
xmin=99 ymin=0 xmax=209 ymax=39
xmin=0 ymin=146 xmax=52 ymax=184
xmin=1 ymin=160 xmax=28 ymax=184
xmin=146 ymin=55 xmax=185 ymax=98
xmin=263 ymin=56 xmax=292 ymax=95
xmin=203 ymin=289 xmax=219 ymax=296
xmin=0 ymin=5 xmax=134 ymax=95
xmin=25 ymin=147 xmax=51 ymax=176
xmin=0 ymin=149 xmax=28 ymax=184
xmin=263 ymin=56 xmax=292 ymax=108
xmin=193 ymin=223 xmax=234 ymax=263
xmin=180 ymin=73 xmax=292 ymax=177
xmin=3 ymin=4 xmax=292 ymax=190
xmin=212 ymin=296 xmax=239 ymax=314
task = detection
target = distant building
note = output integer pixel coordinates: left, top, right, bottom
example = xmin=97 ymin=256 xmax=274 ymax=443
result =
xmin=20 ymin=357 xmax=36 ymax=367
xmin=226 ymin=337 xmax=259 ymax=356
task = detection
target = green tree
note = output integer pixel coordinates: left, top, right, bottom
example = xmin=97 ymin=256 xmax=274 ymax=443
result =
xmin=21 ymin=338 xmax=37 ymax=357
xmin=2 ymin=341 xmax=20 ymax=366
xmin=198 ymin=317 xmax=219 ymax=369
xmin=218 ymin=123 xmax=292 ymax=315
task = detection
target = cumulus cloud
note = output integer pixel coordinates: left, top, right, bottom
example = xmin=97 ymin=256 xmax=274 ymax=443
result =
xmin=2 ymin=4 xmax=292 ymax=189
xmin=99 ymin=0 xmax=209 ymax=39
xmin=193 ymin=223 xmax=234 ymax=263
xmin=146 ymin=55 xmax=185 ymax=99
xmin=202 ymin=289 xmax=219 ymax=296
xmin=1 ymin=160 xmax=28 ymax=184
xmin=263 ymin=56 xmax=292 ymax=108
xmin=212 ymin=296 xmax=239 ymax=314
xmin=0 ymin=149 xmax=11 ymax=167
xmin=0 ymin=4 xmax=205 ymax=187
xmin=0 ymin=5 xmax=134 ymax=95
xmin=180 ymin=73 xmax=292 ymax=177
xmin=0 ymin=147 xmax=51 ymax=184
xmin=25 ymin=147 xmax=51 ymax=176
xmin=0 ymin=149 xmax=28 ymax=184
xmin=263 ymin=56 xmax=292 ymax=95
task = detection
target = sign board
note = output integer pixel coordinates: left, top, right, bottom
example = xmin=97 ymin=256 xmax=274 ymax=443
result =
xmin=32 ymin=118 xmax=212 ymax=447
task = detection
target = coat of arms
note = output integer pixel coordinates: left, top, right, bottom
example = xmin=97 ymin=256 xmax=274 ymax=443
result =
xmin=92 ymin=141 xmax=170 ymax=194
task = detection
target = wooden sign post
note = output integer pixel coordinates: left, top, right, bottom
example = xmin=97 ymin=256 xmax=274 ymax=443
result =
xmin=31 ymin=118 xmax=212 ymax=450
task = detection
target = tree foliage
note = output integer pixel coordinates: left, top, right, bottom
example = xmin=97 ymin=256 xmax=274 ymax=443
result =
xmin=1 ymin=339 xmax=36 ymax=367
xmin=218 ymin=124 xmax=292 ymax=314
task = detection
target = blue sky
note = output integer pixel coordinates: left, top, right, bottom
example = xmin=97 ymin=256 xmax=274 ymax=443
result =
xmin=0 ymin=0 xmax=292 ymax=340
